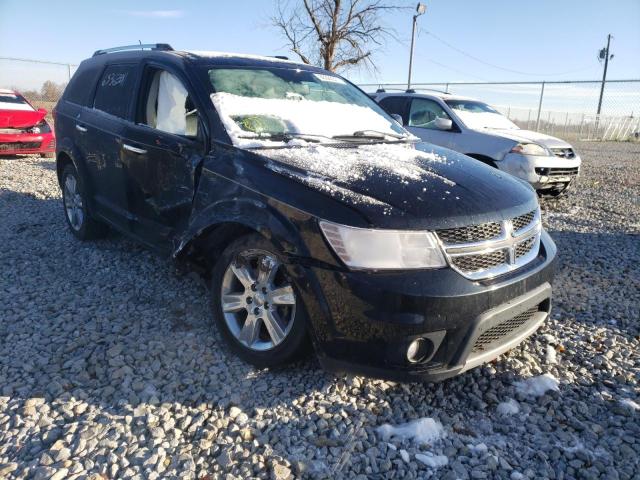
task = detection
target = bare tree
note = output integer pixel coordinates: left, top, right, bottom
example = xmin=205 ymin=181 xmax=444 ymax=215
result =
xmin=272 ymin=0 xmax=401 ymax=72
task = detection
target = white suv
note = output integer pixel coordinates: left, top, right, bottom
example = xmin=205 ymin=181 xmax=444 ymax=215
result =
xmin=374 ymin=91 xmax=581 ymax=196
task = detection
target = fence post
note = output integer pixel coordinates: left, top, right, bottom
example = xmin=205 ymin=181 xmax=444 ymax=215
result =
xmin=563 ymin=112 xmax=569 ymax=138
xmin=535 ymin=81 xmax=545 ymax=131
xmin=526 ymin=109 xmax=531 ymax=130
xmin=445 ymin=83 xmax=449 ymax=93
xmin=578 ymin=113 xmax=585 ymax=139
xmin=67 ymin=63 xmax=72 ymax=81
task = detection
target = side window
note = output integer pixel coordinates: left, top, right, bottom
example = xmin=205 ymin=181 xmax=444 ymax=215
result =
xmin=94 ymin=64 xmax=137 ymax=119
xmin=378 ymin=96 xmax=407 ymax=119
xmin=408 ymin=98 xmax=452 ymax=129
xmin=138 ymin=68 xmax=198 ymax=137
xmin=64 ymin=65 xmax=101 ymax=106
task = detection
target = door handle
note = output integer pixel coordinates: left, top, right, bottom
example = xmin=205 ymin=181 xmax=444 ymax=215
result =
xmin=75 ymin=124 xmax=87 ymax=133
xmin=122 ymin=144 xmax=147 ymax=155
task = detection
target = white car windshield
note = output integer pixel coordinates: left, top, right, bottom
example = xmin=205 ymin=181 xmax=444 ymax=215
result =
xmin=207 ymin=67 xmax=409 ymax=148
xmin=445 ymin=99 xmax=518 ymax=130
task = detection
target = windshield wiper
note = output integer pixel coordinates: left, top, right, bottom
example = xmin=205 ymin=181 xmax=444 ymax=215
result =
xmin=333 ymin=130 xmax=411 ymax=142
xmin=236 ymin=132 xmax=332 ymax=143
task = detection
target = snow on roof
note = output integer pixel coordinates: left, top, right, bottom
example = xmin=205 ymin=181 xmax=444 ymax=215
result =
xmin=0 ymin=88 xmax=17 ymax=94
xmin=187 ymin=50 xmax=302 ymax=65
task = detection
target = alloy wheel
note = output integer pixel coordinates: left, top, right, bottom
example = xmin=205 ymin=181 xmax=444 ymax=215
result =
xmin=220 ymin=252 xmax=296 ymax=351
xmin=63 ymin=174 xmax=84 ymax=231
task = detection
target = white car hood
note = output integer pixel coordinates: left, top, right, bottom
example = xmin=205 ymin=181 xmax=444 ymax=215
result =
xmin=481 ymin=128 xmax=573 ymax=149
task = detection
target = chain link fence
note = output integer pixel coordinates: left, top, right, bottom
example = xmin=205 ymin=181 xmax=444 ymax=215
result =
xmin=361 ymin=80 xmax=640 ymax=141
xmin=1 ymin=57 xmax=638 ymax=141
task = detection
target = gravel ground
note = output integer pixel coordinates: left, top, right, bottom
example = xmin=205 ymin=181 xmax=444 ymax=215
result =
xmin=0 ymin=141 xmax=638 ymax=480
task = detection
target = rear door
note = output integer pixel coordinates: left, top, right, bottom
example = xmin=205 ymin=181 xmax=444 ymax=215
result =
xmin=405 ymin=98 xmax=459 ymax=149
xmin=78 ymin=63 xmax=139 ymax=231
xmin=120 ymin=63 xmax=207 ymax=248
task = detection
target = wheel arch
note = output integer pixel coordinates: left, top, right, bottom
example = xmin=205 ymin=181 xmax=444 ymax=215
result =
xmin=174 ymin=198 xmax=311 ymax=272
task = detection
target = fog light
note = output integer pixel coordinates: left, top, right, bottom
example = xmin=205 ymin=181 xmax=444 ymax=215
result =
xmin=407 ymin=338 xmax=431 ymax=363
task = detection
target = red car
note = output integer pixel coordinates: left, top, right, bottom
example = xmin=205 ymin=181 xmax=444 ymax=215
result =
xmin=0 ymin=88 xmax=55 ymax=157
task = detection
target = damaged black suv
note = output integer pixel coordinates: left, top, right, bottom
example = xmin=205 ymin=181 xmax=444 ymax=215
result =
xmin=54 ymin=44 xmax=556 ymax=381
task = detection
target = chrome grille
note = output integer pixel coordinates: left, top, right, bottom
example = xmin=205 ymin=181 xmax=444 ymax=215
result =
xmin=436 ymin=208 xmax=541 ymax=280
xmin=451 ymin=250 xmax=505 ymax=273
xmin=437 ymin=222 xmax=502 ymax=245
xmin=515 ymin=236 xmax=536 ymax=259
xmin=535 ymin=167 xmax=579 ymax=177
xmin=512 ymin=211 xmax=535 ymax=233
xmin=471 ymin=307 xmax=540 ymax=353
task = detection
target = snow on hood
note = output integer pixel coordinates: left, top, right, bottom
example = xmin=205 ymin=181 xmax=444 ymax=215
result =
xmin=210 ymin=92 xmax=402 ymax=148
xmin=255 ymin=141 xmax=538 ymax=228
xmin=0 ymin=108 xmax=45 ymax=129
xmin=487 ymin=128 xmax=573 ymax=148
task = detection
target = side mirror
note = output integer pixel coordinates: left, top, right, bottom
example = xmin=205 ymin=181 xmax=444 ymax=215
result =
xmin=37 ymin=108 xmax=48 ymax=115
xmin=434 ymin=117 xmax=453 ymax=131
xmin=390 ymin=113 xmax=404 ymax=125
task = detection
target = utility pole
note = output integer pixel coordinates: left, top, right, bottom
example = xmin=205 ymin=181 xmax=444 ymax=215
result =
xmin=597 ymin=34 xmax=613 ymax=116
xmin=407 ymin=3 xmax=426 ymax=91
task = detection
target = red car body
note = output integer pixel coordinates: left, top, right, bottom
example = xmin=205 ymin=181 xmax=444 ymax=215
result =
xmin=0 ymin=89 xmax=55 ymax=156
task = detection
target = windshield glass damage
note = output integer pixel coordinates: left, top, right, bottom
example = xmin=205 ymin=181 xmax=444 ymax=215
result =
xmin=206 ymin=67 xmax=410 ymax=148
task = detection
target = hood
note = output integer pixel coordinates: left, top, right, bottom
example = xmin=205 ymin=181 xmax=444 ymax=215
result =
xmin=0 ymin=109 xmax=46 ymax=129
xmin=258 ymin=142 xmax=538 ymax=230
xmin=482 ymin=128 xmax=572 ymax=149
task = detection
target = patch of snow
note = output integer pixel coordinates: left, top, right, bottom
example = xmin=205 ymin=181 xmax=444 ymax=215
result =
xmin=496 ymin=399 xmax=520 ymax=415
xmin=263 ymin=142 xmax=455 ymax=195
xmin=514 ymin=373 xmax=559 ymax=397
xmin=188 ymin=50 xmax=301 ymax=65
xmin=619 ymin=398 xmax=640 ymax=411
xmin=540 ymin=333 xmax=556 ymax=344
xmin=415 ymin=452 xmax=448 ymax=469
xmin=545 ymin=345 xmax=558 ymax=364
xmin=376 ymin=418 xmax=445 ymax=445
xmin=399 ymin=449 xmax=410 ymax=463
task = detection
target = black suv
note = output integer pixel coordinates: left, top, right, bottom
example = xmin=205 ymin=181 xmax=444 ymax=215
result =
xmin=54 ymin=44 xmax=556 ymax=381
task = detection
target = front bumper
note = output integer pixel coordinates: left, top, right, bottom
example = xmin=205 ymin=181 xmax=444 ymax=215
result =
xmin=0 ymin=132 xmax=55 ymax=155
xmin=296 ymin=230 xmax=557 ymax=382
xmin=500 ymin=153 xmax=581 ymax=190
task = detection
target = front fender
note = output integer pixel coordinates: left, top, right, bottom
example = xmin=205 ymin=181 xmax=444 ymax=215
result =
xmin=173 ymin=196 xmax=312 ymax=261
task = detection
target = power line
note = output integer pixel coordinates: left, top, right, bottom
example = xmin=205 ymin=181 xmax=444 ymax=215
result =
xmin=421 ymin=30 xmax=595 ymax=77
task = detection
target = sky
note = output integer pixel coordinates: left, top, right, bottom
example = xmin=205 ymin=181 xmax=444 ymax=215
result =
xmin=0 ymin=0 xmax=639 ymax=113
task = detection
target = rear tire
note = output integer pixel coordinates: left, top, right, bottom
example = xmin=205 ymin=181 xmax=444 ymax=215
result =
xmin=61 ymin=164 xmax=108 ymax=240
xmin=210 ymin=233 xmax=308 ymax=368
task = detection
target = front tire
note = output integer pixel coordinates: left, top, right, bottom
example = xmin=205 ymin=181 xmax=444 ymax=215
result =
xmin=210 ymin=233 xmax=308 ymax=368
xmin=61 ymin=164 xmax=108 ymax=240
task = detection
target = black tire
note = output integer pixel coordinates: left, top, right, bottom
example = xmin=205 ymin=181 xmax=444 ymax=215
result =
xmin=61 ymin=163 xmax=108 ymax=240
xmin=210 ymin=233 xmax=309 ymax=368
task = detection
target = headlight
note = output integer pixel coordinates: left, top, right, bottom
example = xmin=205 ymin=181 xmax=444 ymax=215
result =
xmin=29 ymin=121 xmax=51 ymax=134
xmin=510 ymin=143 xmax=549 ymax=156
xmin=319 ymin=220 xmax=447 ymax=270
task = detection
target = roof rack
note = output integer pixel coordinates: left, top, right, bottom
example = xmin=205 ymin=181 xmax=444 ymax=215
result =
xmin=93 ymin=43 xmax=174 ymax=57
xmin=272 ymin=55 xmax=289 ymax=60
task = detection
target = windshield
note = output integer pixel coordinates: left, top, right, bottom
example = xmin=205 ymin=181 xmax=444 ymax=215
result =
xmin=0 ymin=93 xmax=33 ymax=111
xmin=445 ymin=99 xmax=518 ymax=130
xmin=206 ymin=67 xmax=408 ymax=148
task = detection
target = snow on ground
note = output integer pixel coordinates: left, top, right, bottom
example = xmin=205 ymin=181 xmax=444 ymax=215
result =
xmin=414 ymin=452 xmax=449 ymax=469
xmin=545 ymin=345 xmax=558 ymax=364
xmin=514 ymin=373 xmax=560 ymax=397
xmin=619 ymin=398 xmax=640 ymax=411
xmin=496 ymin=398 xmax=520 ymax=415
xmin=376 ymin=418 xmax=445 ymax=445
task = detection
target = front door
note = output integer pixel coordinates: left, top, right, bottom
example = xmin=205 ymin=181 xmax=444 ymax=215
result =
xmin=405 ymin=98 xmax=458 ymax=149
xmin=120 ymin=65 xmax=206 ymax=249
